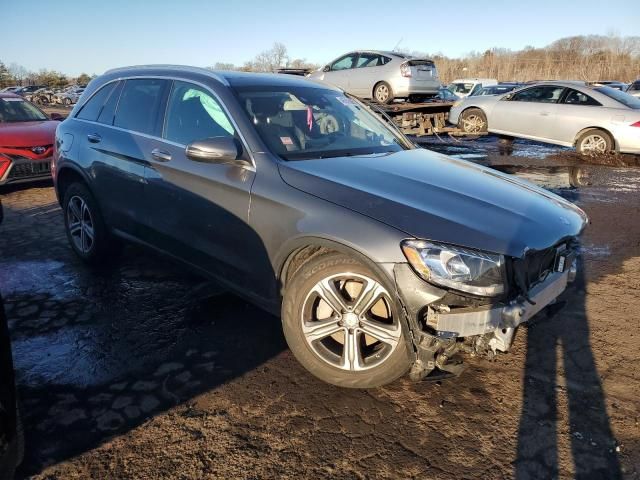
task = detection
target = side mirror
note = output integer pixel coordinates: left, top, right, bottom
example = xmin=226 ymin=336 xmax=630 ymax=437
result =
xmin=185 ymin=137 xmax=249 ymax=167
xmin=322 ymin=65 xmax=330 ymax=73
xmin=50 ymin=112 xmax=64 ymax=121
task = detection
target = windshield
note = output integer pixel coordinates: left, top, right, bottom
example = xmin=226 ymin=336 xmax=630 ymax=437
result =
xmin=0 ymin=97 xmax=48 ymax=122
xmin=448 ymin=83 xmax=474 ymax=95
xmin=594 ymin=86 xmax=640 ymax=109
xmin=234 ymin=86 xmax=409 ymax=160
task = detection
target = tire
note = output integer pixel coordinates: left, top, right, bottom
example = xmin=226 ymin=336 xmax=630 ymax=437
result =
xmin=373 ymin=82 xmax=394 ymax=104
xmin=282 ymin=253 xmax=411 ymax=388
xmin=63 ymin=182 xmax=119 ymax=264
xmin=458 ymin=108 xmax=488 ymax=134
xmin=575 ymin=129 xmax=613 ymax=156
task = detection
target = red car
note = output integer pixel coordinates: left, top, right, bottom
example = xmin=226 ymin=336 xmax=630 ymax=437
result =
xmin=0 ymin=92 xmax=63 ymax=186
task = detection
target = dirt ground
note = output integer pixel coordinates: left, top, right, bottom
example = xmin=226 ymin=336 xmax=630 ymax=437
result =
xmin=1 ymin=139 xmax=639 ymax=479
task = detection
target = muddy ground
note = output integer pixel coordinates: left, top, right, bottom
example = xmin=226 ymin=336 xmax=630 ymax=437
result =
xmin=1 ymin=137 xmax=639 ymax=479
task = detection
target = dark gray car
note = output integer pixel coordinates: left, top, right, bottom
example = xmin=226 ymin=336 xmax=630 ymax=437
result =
xmin=53 ymin=66 xmax=587 ymax=388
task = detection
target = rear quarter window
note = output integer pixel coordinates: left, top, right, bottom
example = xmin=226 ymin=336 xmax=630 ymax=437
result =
xmin=76 ymin=82 xmax=117 ymax=122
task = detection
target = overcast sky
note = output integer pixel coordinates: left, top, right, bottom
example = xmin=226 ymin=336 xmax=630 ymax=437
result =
xmin=2 ymin=0 xmax=638 ymax=76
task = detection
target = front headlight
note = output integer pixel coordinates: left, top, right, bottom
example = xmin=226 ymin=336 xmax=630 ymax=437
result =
xmin=401 ymin=240 xmax=505 ymax=297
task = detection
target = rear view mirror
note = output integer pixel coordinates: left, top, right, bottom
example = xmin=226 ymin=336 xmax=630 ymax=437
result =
xmin=323 ymin=65 xmax=330 ymax=73
xmin=185 ymin=137 xmax=249 ymax=167
xmin=503 ymin=93 xmax=513 ymax=101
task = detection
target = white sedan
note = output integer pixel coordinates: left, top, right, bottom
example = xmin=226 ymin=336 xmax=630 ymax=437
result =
xmin=449 ymin=81 xmax=640 ymax=154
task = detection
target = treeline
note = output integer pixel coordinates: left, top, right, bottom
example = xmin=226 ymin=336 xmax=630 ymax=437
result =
xmin=2 ymin=35 xmax=638 ymax=88
xmin=209 ymin=42 xmax=319 ymax=73
xmin=412 ymin=34 xmax=640 ymax=83
xmin=0 ymin=62 xmax=93 ymax=88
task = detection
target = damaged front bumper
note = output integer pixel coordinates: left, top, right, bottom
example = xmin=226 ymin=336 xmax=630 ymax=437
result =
xmin=393 ymin=253 xmax=578 ymax=380
xmin=426 ymin=266 xmax=572 ymax=352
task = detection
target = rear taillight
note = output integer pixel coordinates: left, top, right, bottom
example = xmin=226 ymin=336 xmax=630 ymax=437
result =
xmin=631 ymin=121 xmax=640 ymax=128
xmin=400 ymin=63 xmax=412 ymax=78
xmin=0 ymin=156 xmax=11 ymax=178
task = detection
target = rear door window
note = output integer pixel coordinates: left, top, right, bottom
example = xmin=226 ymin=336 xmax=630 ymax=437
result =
xmin=356 ymin=53 xmax=381 ymax=68
xmin=114 ymin=79 xmax=170 ymax=136
xmin=76 ymin=82 xmax=117 ymax=121
xmin=163 ymin=81 xmax=235 ymax=145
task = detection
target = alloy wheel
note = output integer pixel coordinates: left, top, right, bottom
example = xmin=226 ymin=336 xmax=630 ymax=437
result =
xmin=67 ymin=195 xmax=95 ymax=254
xmin=581 ymin=134 xmax=607 ymax=155
xmin=301 ymin=273 xmax=401 ymax=372
xmin=461 ymin=114 xmax=486 ymax=133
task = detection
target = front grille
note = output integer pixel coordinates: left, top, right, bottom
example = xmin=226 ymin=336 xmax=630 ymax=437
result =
xmin=7 ymin=161 xmax=51 ymax=179
xmin=509 ymin=245 xmax=561 ymax=298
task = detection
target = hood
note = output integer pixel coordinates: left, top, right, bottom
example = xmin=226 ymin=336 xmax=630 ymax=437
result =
xmin=278 ymin=149 xmax=587 ymax=258
xmin=0 ymin=120 xmax=58 ymax=148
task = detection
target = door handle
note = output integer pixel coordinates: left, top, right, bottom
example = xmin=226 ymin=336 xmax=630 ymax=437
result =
xmin=151 ymin=148 xmax=171 ymax=162
xmin=540 ymin=112 xmax=550 ymax=116
xmin=87 ymin=133 xmax=102 ymax=143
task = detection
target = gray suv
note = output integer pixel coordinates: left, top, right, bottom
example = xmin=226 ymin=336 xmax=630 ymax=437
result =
xmin=53 ymin=66 xmax=587 ymax=388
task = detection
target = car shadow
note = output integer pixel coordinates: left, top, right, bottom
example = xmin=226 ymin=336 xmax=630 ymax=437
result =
xmin=514 ymin=227 xmax=622 ymax=475
xmin=0 ymin=192 xmax=288 ymax=477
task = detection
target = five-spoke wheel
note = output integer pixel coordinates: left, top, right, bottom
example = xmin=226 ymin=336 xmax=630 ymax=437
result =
xmin=282 ymin=253 xmax=411 ymax=388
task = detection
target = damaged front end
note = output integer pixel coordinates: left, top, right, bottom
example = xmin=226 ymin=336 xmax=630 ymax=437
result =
xmin=394 ymin=239 xmax=580 ymax=381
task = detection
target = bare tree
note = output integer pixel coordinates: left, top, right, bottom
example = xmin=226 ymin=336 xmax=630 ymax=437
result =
xmin=7 ymin=63 xmax=28 ymax=86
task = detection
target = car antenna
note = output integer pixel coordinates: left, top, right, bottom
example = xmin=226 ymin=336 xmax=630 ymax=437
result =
xmin=392 ymin=37 xmax=403 ymax=52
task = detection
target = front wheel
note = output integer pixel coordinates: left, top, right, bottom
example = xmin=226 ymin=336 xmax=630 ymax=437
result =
xmin=458 ymin=108 xmax=488 ymax=134
xmin=282 ymin=253 xmax=411 ymax=388
xmin=576 ymin=129 xmax=613 ymax=156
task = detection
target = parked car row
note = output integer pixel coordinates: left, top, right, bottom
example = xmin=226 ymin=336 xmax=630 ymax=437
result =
xmin=26 ymin=85 xmax=86 ymax=106
xmin=1 ymin=84 xmax=86 ymax=106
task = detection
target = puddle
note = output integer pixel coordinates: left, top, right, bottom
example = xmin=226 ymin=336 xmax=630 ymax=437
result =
xmin=580 ymin=245 xmax=612 ymax=257
xmin=490 ymin=166 xmax=590 ymax=190
xmin=0 ymin=259 xmax=82 ymax=299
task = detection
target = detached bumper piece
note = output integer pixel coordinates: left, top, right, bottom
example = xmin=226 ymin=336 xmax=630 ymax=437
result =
xmin=427 ymin=267 xmax=570 ymax=352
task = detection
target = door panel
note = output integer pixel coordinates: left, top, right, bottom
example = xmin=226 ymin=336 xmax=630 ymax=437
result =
xmin=77 ymin=121 xmax=148 ymax=236
xmin=323 ymin=54 xmax=358 ymax=90
xmin=491 ymin=86 xmax=564 ymax=139
xmin=143 ymin=80 xmax=256 ymax=289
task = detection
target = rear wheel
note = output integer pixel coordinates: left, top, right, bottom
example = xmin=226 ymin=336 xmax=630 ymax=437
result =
xmin=282 ymin=253 xmax=411 ymax=388
xmin=373 ymin=82 xmax=394 ymax=104
xmin=458 ymin=108 xmax=488 ymax=133
xmin=63 ymin=182 xmax=120 ymax=264
xmin=576 ymin=129 xmax=613 ymax=156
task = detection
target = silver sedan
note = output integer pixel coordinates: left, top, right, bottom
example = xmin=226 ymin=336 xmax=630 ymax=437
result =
xmin=308 ymin=50 xmax=441 ymax=104
xmin=449 ymin=81 xmax=640 ymax=154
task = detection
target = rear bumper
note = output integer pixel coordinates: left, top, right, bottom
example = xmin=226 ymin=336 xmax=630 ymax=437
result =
xmin=0 ymin=157 xmax=52 ymax=186
xmin=390 ymin=78 xmax=441 ymax=97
